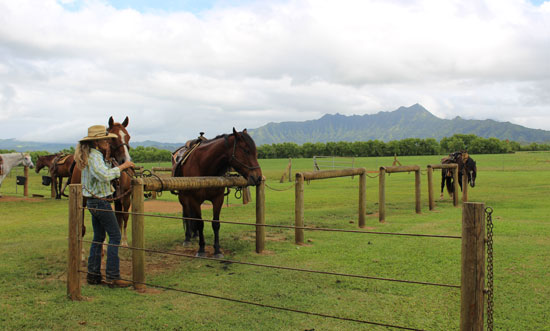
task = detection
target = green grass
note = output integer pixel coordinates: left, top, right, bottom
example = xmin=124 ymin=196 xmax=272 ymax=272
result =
xmin=1 ymin=152 xmax=549 ymax=330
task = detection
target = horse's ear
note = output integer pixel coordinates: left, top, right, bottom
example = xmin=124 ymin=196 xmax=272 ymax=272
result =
xmin=233 ymin=127 xmax=240 ymax=139
xmin=243 ymin=128 xmax=247 ymax=134
xmin=122 ymin=116 xmax=129 ymax=127
xmin=108 ymin=116 xmax=114 ymax=128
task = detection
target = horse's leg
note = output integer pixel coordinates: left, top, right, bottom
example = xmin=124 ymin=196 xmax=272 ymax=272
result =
xmin=211 ymin=195 xmax=224 ymax=258
xmin=52 ymin=174 xmax=60 ymax=199
xmin=57 ymin=177 xmax=63 ymax=199
xmin=122 ymin=198 xmax=130 ymax=247
xmin=192 ymin=206 xmax=207 ymax=257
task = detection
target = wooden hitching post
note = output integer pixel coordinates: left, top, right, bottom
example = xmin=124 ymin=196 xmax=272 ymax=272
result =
xmin=131 ymin=182 xmax=146 ymax=290
xmin=453 ymin=168 xmax=459 ymax=207
xmin=67 ymin=184 xmax=83 ymax=300
xmin=378 ymin=167 xmax=386 ymax=223
xmin=462 ymin=168 xmax=469 ymax=203
xmin=288 ymin=158 xmax=292 ymax=182
xmin=255 ymin=177 xmax=265 ymax=253
xmin=414 ymin=169 xmax=421 ymax=214
xmin=359 ymin=171 xmax=366 ymax=228
xmin=51 ymin=179 xmax=56 ymax=198
xmin=460 ymin=202 xmax=485 ymax=331
xmin=295 ymin=173 xmax=305 ymax=244
xmin=23 ymin=166 xmax=29 ymax=197
xmin=427 ymin=166 xmax=435 ymax=211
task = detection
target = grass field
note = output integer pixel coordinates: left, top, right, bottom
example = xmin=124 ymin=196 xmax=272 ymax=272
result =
xmin=1 ymin=152 xmax=549 ymax=330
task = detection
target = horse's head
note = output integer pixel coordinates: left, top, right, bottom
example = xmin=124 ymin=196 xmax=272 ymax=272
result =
xmin=35 ymin=155 xmax=48 ymax=173
xmin=464 ymin=157 xmax=477 ymax=188
xmin=229 ymin=128 xmax=263 ymax=186
xmin=22 ymin=153 xmax=34 ymax=169
xmin=108 ymin=116 xmax=131 ymax=164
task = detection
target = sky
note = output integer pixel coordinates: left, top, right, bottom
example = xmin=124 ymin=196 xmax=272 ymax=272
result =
xmin=1 ymin=0 xmax=549 ymax=143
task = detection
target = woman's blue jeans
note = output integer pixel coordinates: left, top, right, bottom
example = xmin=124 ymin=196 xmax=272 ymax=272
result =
xmin=86 ymin=198 xmax=121 ymax=281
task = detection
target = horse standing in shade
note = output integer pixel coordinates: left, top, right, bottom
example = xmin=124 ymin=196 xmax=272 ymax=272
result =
xmin=0 ymin=153 xmax=35 ymax=196
xmin=172 ymin=128 xmax=262 ymax=258
xmin=440 ymin=151 xmax=477 ymax=199
xmin=68 ymin=116 xmax=133 ymax=246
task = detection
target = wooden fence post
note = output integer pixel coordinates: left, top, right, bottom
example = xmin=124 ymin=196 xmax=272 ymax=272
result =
xmin=415 ymin=169 xmax=421 ymax=214
xmin=295 ymin=173 xmax=304 ymax=244
xmin=255 ymin=177 xmax=266 ymax=253
xmin=462 ymin=169 xmax=469 ymax=203
xmin=67 ymin=184 xmax=82 ymax=300
xmin=23 ymin=166 xmax=29 ymax=197
xmin=427 ymin=166 xmax=435 ymax=210
xmin=460 ymin=202 xmax=485 ymax=331
xmin=359 ymin=171 xmax=366 ymax=228
xmin=379 ymin=167 xmax=386 ymax=223
xmin=453 ymin=168 xmax=459 ymax=206
xmin=131 ymin=182 xmax=146 ymax=290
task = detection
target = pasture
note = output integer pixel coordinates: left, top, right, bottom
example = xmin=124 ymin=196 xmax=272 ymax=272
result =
xmin=1 ymin=152 xmax=549 ymax=330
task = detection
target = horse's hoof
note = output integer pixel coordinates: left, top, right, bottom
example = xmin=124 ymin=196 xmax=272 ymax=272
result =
xmin=183 ymin=241 xmax=193 ymax=247
xmin=213 ymin=253 xmax=224 ymax=259
xmin=195 ymin=251 xmax=207 ymax=257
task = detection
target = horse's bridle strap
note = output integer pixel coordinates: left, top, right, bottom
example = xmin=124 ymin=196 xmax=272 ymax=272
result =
xmin=230 ymin=136 xmax=260 ymax=171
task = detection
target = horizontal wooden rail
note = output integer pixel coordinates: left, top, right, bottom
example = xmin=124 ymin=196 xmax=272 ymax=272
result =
xmin=380 ymin=165 xmax=420 ymax=173
xmin=151 ymin=167 xmax=172 ymax=172
xmin=427 ymin=164 xmax=458 ymax=170
xmin=133 ymin=176 xmax=249 ymax=192
xmin=300 ymin=168 xmax=366 ymax=181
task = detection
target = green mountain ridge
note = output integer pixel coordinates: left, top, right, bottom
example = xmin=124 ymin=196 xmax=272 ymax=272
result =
xmin=248 ymin=104 xmax=550 ymax=145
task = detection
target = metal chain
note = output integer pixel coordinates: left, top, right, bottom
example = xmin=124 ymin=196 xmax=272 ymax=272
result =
xmin=265 ymin=181 xmax=295 ymax=192
xmin=485 ymin=207 xmax=494 ymax=331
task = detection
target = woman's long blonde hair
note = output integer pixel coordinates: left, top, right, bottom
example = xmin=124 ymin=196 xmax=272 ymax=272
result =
xmin=74 ymin=141 xmax=94 ymax=169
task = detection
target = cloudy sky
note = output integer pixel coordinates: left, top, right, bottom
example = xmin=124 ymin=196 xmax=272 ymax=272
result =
xmin=1 ymin=0 xmax=549 ymax=143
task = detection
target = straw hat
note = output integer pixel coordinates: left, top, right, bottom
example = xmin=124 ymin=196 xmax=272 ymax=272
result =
xmin=80 ymin=125 xmax=118 ymax=142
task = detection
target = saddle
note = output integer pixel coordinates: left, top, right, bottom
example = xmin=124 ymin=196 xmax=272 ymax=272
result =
xmin=0 ymin=155 xmax=3 ymax=176
xmin=172 ymin=132 xmax=208 ymax=176
xmin=441 ymin=151 xmax=467 ymax=177
xmin=55 ymin=154 xmax=72 ymax=165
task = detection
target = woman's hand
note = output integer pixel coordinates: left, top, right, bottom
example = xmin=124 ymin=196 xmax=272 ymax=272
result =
xmin=118 ymin=160 xmax=135 ymax=171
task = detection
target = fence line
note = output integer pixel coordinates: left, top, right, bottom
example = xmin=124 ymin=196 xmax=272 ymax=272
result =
xmin=379 ymin=165 xmax=422 ymax=223
xmin=85 ymin=206 xmax=462 ymax=239
xmin=68 ymin=178 xmax=488 ymax=330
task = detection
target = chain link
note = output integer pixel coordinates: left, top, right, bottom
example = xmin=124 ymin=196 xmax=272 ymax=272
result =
xmin=485 ymin=207 xmax=494 ymax=331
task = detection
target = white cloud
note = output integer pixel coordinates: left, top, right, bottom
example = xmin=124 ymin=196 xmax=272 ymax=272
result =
xmin=0 ymin=0 xmax=549 ymax=143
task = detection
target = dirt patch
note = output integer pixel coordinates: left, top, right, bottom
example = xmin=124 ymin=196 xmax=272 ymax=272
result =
xmin=144 ymin=200 xmax=242 ymax=213
xmin=74 ymin=243 xmax=233 ymax=294
xmin=0 ymin=196 xmax=43 ymax=202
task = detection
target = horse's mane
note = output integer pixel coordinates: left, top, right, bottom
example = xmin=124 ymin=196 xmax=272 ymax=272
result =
xmin=203 ymin=131 xmax=256 ymax=149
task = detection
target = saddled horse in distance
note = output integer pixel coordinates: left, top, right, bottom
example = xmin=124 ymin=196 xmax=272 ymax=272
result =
xmin=69 ymin=116 xmax=133 ymax=246
xmin=0 ymin=153 xmax=35 ymax=197
xmin=172 ymin=128 xmax=263 ymax=258
xmin=36 ymin=153 xmax=75 ymax=199
xmin=440 ymin=151 xmax=477 ymax=199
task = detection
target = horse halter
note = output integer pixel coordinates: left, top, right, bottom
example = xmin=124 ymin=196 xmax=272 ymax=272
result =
xmin=229 ymin=135 xmax=260 ymax=171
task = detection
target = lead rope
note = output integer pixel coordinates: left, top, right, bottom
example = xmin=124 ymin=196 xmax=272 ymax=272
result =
xmin=485 ymin=207 xmax=494 ymax=331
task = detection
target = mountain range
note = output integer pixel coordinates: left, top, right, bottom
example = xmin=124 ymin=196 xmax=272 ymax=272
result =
xmin=2 ymin=104 xmax=550 ymax=152
xmin=248 ymin=104 xmax=550 ymax=145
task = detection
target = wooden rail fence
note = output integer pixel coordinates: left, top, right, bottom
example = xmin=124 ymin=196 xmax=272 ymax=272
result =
xmin=294 ymin=168 xmax=367 ymax=244
xmin=378 ymin=165 xmax=421 ymax=223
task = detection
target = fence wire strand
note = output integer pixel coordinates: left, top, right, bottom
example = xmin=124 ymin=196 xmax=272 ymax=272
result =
xmin=80 ymin=239 xmax=460 ymax=289
xmin=79 ymin=270 xmax=425 ymax=331
xmin=84 ymin=207 xmax=462 ymax=239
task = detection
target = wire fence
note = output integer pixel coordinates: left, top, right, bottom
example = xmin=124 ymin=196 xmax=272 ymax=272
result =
xmin=74 ymin=203 xmax=465 ymax=330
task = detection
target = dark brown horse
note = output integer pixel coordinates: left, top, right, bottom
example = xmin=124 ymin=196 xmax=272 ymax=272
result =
xmin=173 ymin=128 xmax=262 ymax=258
xmin=440 ymin=151 xmax=477 ymax=199
xmin=35 ymin=154 xmax=58 ymax=174
xmin=51 ymin=154 xmax=75 ymax=199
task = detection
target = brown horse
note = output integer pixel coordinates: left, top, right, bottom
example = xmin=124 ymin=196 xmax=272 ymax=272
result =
xmin=50 ymin=154 xmax=75 ymax=199
xmin=35 ymin=154 xmax=58 ymax=174
xmin=69 ymin=116 xmax=133 ymax=245
xmin=173 ymin=128 xmax=262 ymax=258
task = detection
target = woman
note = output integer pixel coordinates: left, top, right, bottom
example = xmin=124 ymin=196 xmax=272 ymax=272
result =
xmin=75 ymin=125 xmax=135 ymax=287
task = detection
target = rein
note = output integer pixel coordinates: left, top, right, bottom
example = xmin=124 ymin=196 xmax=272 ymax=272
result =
xmin=229 ymin=136 xmax=260 ymax=171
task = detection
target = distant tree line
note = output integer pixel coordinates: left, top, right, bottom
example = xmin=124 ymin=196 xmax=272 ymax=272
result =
xmin=5 ymin=134 xmax=550 ymax=163
xmin=257 ymin=134 xmax=550 ymax=159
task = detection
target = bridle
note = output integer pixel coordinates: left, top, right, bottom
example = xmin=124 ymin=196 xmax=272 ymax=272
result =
xmin=228 ymin=135 xmax=260 ymax=171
